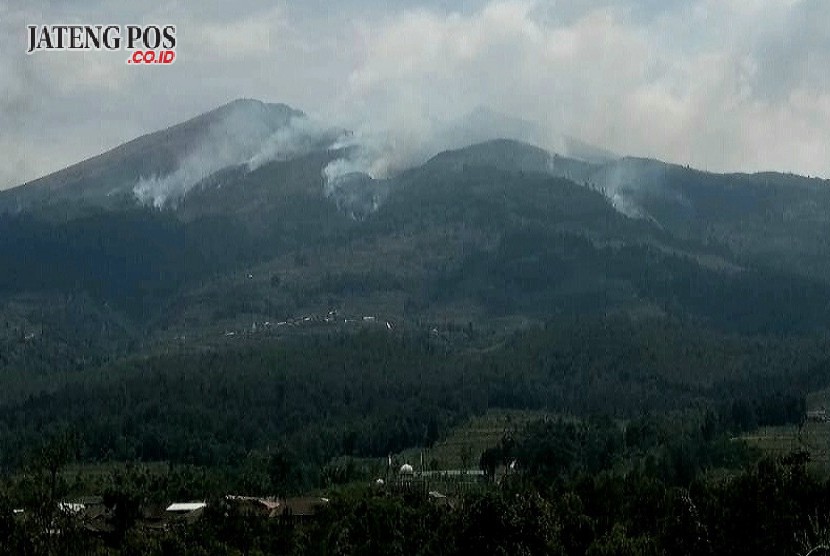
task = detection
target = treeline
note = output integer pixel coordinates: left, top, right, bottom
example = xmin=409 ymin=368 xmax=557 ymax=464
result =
xmin=0 ymin=318 xmax=824 ymax=483
xmin=483 ymin=413 xmax=757 ymax=488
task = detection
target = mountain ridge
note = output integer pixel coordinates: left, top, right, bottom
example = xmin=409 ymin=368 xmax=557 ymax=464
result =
xmin=5 ymin=97 xmax=827 ymax=223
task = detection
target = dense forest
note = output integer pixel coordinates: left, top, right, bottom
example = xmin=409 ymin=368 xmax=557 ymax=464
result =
xmin=0 ymin=319 xmax=822 ymax=473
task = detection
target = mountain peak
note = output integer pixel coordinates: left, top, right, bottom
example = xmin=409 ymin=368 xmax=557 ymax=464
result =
xmin=209 ymin=98 xmax=305 ymax=121
xmin=423 ymin=138 xmax=554 ymax=175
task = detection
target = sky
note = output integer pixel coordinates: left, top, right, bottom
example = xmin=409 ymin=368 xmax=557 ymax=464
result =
xmin=1 ymin=0 xmax=829 ymax=190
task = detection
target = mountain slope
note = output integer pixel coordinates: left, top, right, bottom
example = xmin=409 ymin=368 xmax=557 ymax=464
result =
xmin=586 ymin=157 xmax=830 ymax=279
xmin=0 ymin=99 xmax=306 ymax=218
xmin=1 ymin=101 xmax=830 ymax=353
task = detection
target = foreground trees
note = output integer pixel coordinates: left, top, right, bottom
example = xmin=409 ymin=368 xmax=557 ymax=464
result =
xmin=3 ymin=413 xmax=830 ymax=555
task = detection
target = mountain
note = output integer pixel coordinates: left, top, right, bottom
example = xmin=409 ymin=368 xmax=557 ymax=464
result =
xmin=5 ymin=98 xmax=830 ymax=488
xmin=0 ymin=99 xmax=308 ymax=218
xmin=2 ymin=99 xmax=830 ymax=368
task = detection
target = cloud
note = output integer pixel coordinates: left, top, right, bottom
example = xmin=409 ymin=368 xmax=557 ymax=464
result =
xmin=322 ymin=0 xmax=830 ymax=178
xmin=188 ymin=7 xmax=286 ymax=58
xmin=1 ymin=0 xmax=829 ymax=191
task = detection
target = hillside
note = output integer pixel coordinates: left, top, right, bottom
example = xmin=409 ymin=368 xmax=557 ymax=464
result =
xmin=0 ymin=100 xmax=830 ymax=401
xmin=1 ymin=104 xmax=830 ymax=358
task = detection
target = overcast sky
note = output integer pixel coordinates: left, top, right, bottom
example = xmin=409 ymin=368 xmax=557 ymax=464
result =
xmin=1 ymin=0 xmax=829 ymax=189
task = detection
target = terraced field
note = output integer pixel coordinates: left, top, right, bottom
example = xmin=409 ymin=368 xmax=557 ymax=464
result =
xmin=397 ymin=409 xmax=548 ymax=470
xmin=743 ymin=388 xmax=830 ymax=472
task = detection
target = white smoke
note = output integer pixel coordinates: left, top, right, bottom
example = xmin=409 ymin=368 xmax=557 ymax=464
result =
xmin=129 ymin=93 xmax=636 ymax=219
xmin=607 ymin=191 xmax=644 ymax=219
xmin=318 ymin=130 xmax=385 ymax=218
xmin=133 ymin=101 xmax=338 ymax=207
xmin=320 ymin=106 xmax=561 ymax=188
xmin=134 ymin=101 xmax=280 ymax=206
xmin=322 ymin=156 xmax=371 ymax=196
xmin=247 ymin=116 xmax=338 ymax=172
xmin=321 ymin=122 xmax=435 ymax=184
xmin=318 ymin=104 xmax=629 ymax=219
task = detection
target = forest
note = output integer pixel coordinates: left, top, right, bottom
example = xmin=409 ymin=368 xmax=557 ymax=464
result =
xmin=0 ymin=319 xmax=821 ymax=473
xmin=0 ymin=316 xmax=829 ymax=553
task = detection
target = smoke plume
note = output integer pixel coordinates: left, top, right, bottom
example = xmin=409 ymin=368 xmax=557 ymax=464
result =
xmin=133 ymin=101 xmax=337 ymax=207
